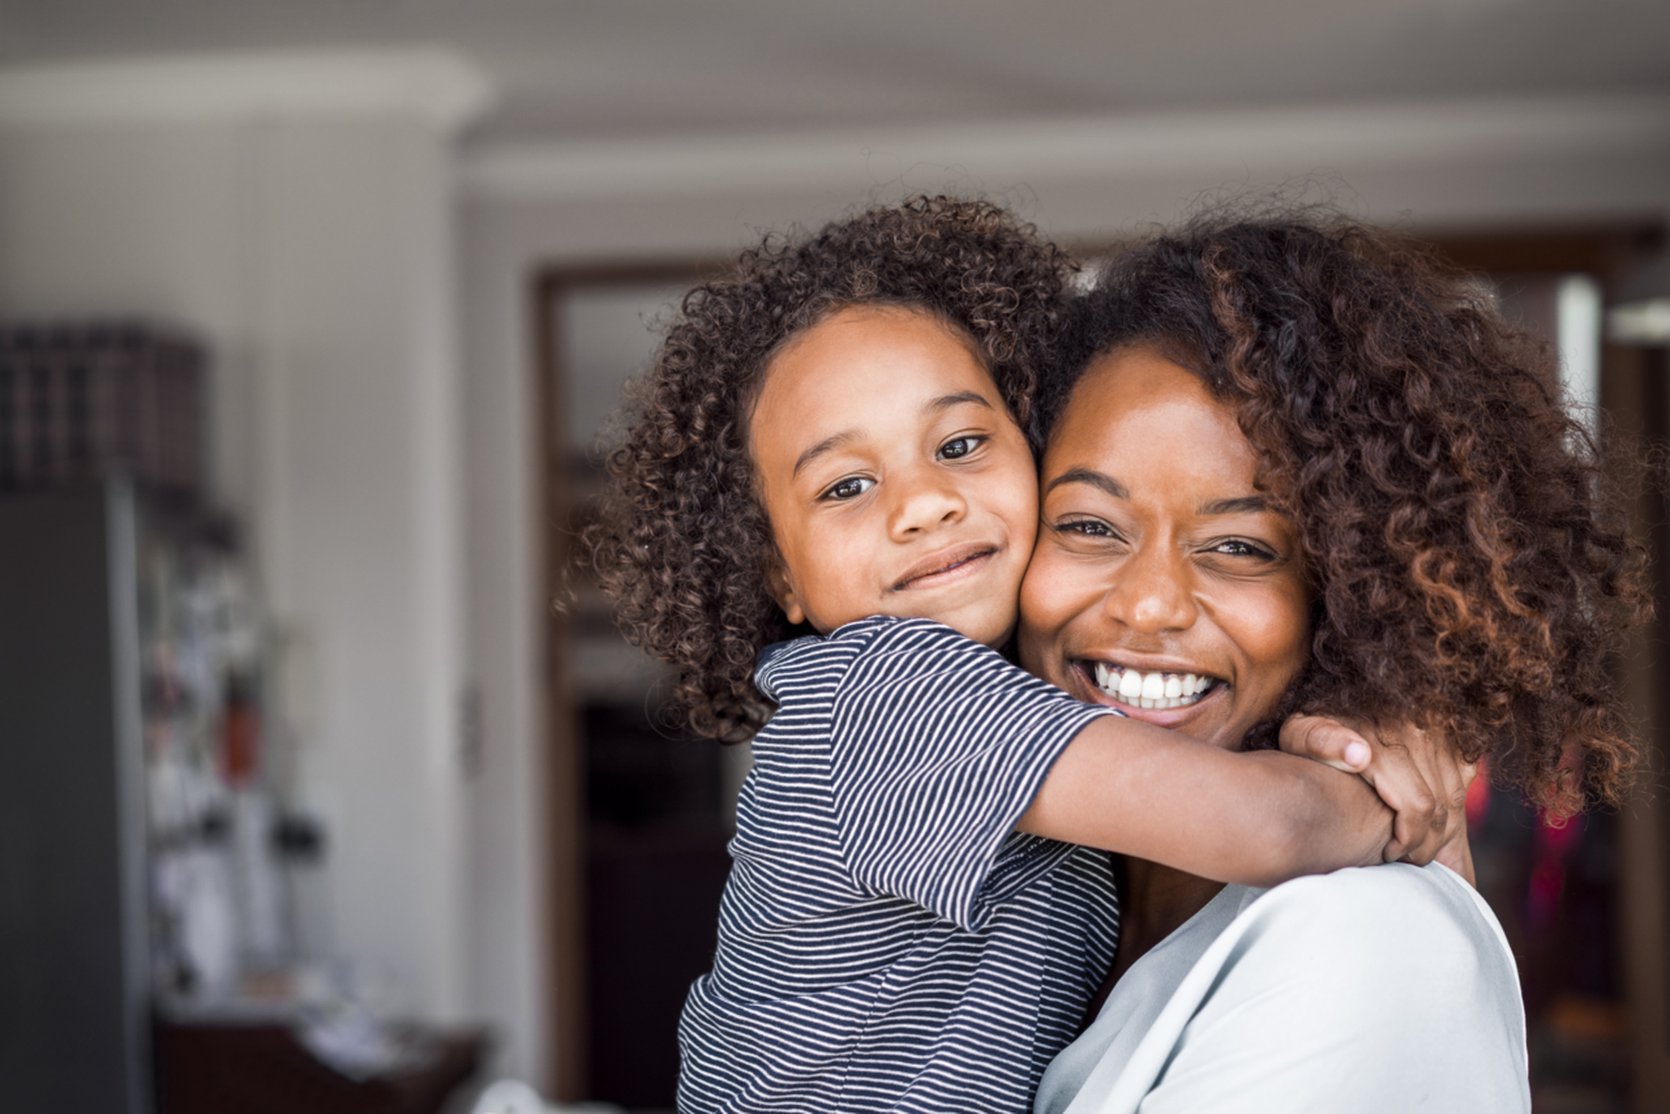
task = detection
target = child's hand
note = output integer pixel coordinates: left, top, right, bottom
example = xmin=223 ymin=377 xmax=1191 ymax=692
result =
xmin=1278 ymin=714 xmax=1476 ymax=878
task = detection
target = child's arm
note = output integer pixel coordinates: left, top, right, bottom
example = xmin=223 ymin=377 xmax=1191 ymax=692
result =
xmin=1278 ymin=714 xmax=1478 ymax=883
xmin=1015 ymin=715 xmax=1393 ymax=888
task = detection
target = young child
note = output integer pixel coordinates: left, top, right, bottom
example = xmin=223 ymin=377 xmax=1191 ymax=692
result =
xmin=586 ymin=197 xmax=1447 ymax=1113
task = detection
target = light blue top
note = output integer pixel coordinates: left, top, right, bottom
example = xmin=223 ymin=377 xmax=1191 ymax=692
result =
xmin=1035 ymin=862 xmax=1529 ymax=1114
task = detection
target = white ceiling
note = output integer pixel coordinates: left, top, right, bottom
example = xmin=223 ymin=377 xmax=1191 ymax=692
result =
xmin=1 ymin=0 xmax=1667 ymax=144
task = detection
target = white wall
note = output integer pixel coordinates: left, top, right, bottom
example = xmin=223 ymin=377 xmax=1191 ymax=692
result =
xmin=0 ymin=55 xmax=482 ymax=1039
xmin=244 ymin=118 xmax=470 ymax=1024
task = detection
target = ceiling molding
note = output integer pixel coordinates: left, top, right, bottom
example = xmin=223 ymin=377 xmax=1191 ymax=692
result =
xmin=0 ymin=47 xmax=494 ymax=132
xmin=461 ymin=94 xmax=1670 ymax=203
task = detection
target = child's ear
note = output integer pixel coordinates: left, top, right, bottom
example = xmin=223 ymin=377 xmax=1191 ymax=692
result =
xmin=765 ymin=557 xmax=808 ymax=627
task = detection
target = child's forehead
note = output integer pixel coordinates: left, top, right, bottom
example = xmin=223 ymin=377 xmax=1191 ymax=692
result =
xmin=778 ymin=302 xmax=983 ymax=361
xmin=759 ymin=305 xmax=1007 ymax=421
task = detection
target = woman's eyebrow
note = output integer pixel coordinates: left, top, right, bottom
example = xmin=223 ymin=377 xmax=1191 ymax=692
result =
xmin=1044 ymin=467 xmax=1126 ymax=499
xmin=1199 ymin=495 xmax=1269 ymax=515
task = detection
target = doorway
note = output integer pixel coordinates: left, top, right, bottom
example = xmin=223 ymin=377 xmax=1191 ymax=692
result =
xmin=534 ymin=263 xmax=745 ymax=1110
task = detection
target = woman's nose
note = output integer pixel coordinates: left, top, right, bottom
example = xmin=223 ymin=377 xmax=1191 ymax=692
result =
xmin=1104 ymin=546 xmax=1197 ymax=634
xmin=887 ymin=470 xmax=966 ymax=539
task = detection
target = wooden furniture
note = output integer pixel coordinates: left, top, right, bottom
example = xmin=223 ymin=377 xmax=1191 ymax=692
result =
xmin=153 ymin=1018 xmax=486 ymax=1114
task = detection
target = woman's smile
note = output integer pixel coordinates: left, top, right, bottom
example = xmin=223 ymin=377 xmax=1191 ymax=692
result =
xmin=1083 ymin=660 xmax=1223 ymax=711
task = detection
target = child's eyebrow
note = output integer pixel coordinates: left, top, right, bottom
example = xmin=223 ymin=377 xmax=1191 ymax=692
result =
xmin=793 ymin=431 xmax=859 ymax=479
xmin=791 ymin=393 xmax=997 ymax=479
xmin=926 ymin=390 xmax=995 ymax=414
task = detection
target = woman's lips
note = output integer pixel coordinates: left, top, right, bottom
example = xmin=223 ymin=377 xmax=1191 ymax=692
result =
xmin=1070 ymin=659 xmax=1227 ymax=725
xmin=891 ymin=543 xmax=999 ymax=591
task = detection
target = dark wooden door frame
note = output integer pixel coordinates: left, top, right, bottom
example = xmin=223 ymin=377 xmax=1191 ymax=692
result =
xmin=531 ymin=259 xmax=723 ymax=1102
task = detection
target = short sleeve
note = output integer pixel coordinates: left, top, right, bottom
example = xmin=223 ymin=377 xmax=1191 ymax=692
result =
xmin=824 ymin=618 xmax=1112 ymax=931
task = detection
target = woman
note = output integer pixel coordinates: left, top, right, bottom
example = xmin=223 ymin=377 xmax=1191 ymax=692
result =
xmin=1018 ymin=216 xmax=1647 ymax=1112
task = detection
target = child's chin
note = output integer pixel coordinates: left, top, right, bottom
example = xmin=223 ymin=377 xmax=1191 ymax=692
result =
xmin=947 ymin=607 xmax=1019 ymax=650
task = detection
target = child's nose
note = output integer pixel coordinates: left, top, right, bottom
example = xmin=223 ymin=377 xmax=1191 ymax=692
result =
xmin=887 ymin=473 xmax=967 ymax=539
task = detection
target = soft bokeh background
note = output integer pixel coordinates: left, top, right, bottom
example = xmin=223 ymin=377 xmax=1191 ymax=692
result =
xmin=1 ymin=3 xmax=1667 ymax=1112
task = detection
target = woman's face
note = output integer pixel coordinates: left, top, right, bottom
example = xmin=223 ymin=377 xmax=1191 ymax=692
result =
xmin=1018 ymin=345 xmax=1311 ymax=749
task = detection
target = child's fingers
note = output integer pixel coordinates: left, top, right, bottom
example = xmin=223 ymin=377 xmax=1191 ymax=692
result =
xmin=1282 ymin=714 xmax=1466 ymax=865
xmin=1435 ymin=828 xmax=1477 ymax=886
xmin=1385 ymin=782 xmax=1446 ymax=866
xmin=1277 ymin=714 xmax=1372 ymax=772
xmin=1366 ymin=756 xmax=1443 ymax=865
xmin=1420 ymin=760 xmax=1477 ymax=875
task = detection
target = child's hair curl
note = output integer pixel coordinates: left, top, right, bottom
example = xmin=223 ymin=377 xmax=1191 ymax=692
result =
xmin=1040 ymin=214 xmax=1651 ymax=815
xmin=584 ymin=196 xmax=1073 ymax=741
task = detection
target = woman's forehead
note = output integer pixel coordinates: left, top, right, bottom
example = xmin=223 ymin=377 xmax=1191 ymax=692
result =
xmin=1048 ymin=350 xmax=1241 ymax=454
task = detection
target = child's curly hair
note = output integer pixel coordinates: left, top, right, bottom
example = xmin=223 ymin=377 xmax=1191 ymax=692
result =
xmin=584 ymin=196 xmax=1073 ymax=741
xmin=1039 ymin=214 xmax=1651 ymax=816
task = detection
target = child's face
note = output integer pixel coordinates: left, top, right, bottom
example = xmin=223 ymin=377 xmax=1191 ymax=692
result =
xmin=750 ymin=304 xmax=1038 ymax=647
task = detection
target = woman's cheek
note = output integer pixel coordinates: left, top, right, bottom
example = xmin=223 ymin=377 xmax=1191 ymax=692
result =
xmin=1212 ymin=584 xmax=1310 ymax=683
xmin=1017 ymin=542 xmax=1060 ymax=625
xmin=1018 ymin=542 xmax=1086 ymax=658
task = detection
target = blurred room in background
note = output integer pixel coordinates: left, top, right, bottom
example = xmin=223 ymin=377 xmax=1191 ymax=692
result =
xmin=1 ymin=3 xmax=1667 ymax=1113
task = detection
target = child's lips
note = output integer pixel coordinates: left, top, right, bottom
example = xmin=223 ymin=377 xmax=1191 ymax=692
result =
xmin=891 ymin=543 xmax=999 ymax=591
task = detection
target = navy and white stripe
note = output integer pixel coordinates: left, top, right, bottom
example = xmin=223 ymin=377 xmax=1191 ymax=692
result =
xmin=678 ymin=616 xmax=1121 ymax=1113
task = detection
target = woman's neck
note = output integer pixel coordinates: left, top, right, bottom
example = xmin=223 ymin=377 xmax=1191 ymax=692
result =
xmin=1108 ymin=858 xmax=1226 ymax=983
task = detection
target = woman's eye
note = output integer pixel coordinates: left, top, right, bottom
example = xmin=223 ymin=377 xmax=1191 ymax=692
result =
xmin=1211 ymin=538 xmax=1274 ymax=559
xmin=937 ymin=435 xmax=985 ymax=460
xmin=822 ymin=476 xmax=875 ymax=501
xmin=1054 ymin=518 xmax=1116 ymax=539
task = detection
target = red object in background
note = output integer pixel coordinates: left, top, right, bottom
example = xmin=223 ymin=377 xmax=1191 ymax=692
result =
xmin=1465 ymin=761 xmax=1492 ymax=828
xmin=221 ymin=673 xmax=259 ymax=787
xmin=1529 ymin=811 xmax=1580 ymax=932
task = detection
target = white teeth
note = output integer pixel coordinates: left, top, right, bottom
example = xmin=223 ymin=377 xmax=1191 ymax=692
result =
xmin=1090 ymin=663 xmax=1218 ymax=710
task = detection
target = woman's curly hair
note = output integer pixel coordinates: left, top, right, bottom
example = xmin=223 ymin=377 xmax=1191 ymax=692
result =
xmin=584 ymin=196 xmax=1073 ymax=742
xmin=1039 ymin=214 xmax=1650 ymax=816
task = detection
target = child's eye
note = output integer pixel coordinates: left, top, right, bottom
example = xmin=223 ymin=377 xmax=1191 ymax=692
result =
xmin=937 ymin=435 xmax=986 ymax=461
xmin=821 ymin=476 xmax=875 ymax=501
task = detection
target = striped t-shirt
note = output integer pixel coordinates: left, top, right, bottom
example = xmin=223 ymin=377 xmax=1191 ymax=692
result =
xmin=677 ymin=616 xmax=1121 ymax=1113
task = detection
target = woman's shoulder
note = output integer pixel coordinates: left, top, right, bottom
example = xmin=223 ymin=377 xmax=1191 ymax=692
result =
xmin=1039 ymin=865 xmax=1529 ymax=1114
xmin=1229 ymin=863 xmax=1515 ymax=987
xmin=1248 ymin=861 xmax=1487 ymax=921
xmin=1202 ymin=864 xmax=1525 ymax=1078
